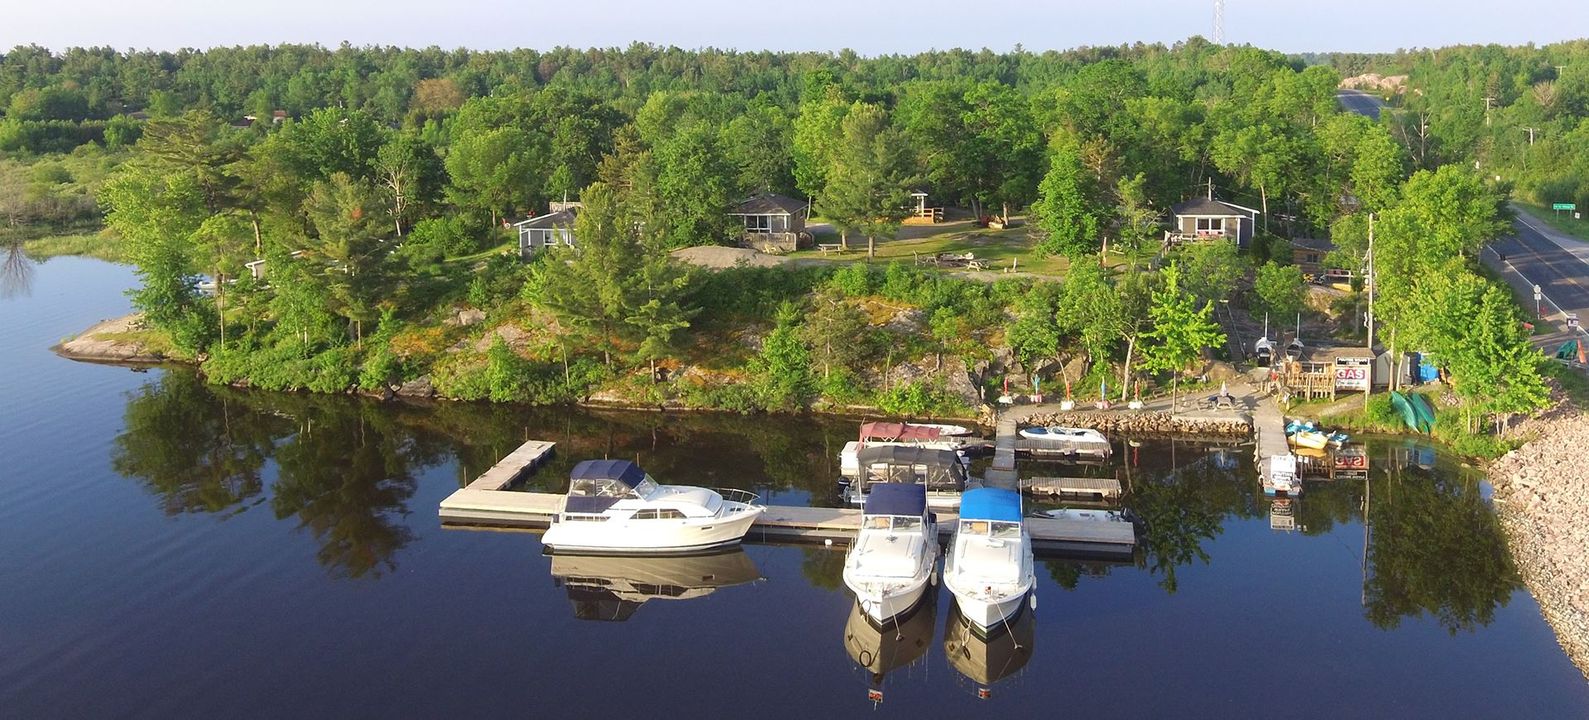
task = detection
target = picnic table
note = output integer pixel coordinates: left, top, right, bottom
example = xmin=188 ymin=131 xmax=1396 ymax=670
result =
xmin=817 ymin=243 xmax=844 ymax=255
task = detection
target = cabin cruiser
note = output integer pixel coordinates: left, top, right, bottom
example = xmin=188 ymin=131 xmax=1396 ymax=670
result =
xmin=540 ymin=459 xmax=765 ymax=554
xmin=839 ymin=421 xmax=971 ymax=479
xmin=843 ymin=483 xmax=939 ymax=625
xmin=550 ymin=549 xmax=762 ymax=622
xmin=943 ymin=602 xmax=1035 ymax=699
xmin=943 ymin=488 xmax=1036 ymax=634
xmin=843 ymin=588 xmax=936 ymax=705
xmin=1016 ymin=426 xmax=1112 ymax=458
xmin=842 ymin=445 xmax=968 ymax=511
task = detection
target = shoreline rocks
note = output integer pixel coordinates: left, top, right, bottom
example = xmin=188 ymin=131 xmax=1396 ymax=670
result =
xmin=1020 ymin=409 xmax=1252 ymax=436
xmin=51 ymin=313 xmax=169 ymax=364
xmin=1490 ymin=400 xmax=1589 ymax=681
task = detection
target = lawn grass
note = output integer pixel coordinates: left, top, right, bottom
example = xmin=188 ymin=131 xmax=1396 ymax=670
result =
xmin=445 ymin=240 xmax=518 ymax=264
xmin=1514 ymin=201 xmax=1589 ymax=242
xmin=787 ymin=218 xmax=1071 ymax=275
xmin=19 ymin=232 xmax=127 ymax=263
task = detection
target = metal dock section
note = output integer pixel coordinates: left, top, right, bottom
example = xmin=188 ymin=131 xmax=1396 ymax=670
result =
xmin=438 ymin=439 xmax=1135 ymax=558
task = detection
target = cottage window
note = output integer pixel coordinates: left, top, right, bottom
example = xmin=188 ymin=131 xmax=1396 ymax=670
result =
xmin=1195 ymin=217 xmax=1225 ymax=234
xmin=744 ymin=215 xmax=771 ymax=233
xmin=557 ymin=228 xmax=573 ymax=246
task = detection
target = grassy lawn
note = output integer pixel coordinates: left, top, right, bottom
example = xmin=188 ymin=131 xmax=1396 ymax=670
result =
xmin=17 ymin=232 xmax=127 ymax=263
xmin=787 ymin=217 xmax=1070 ymax=275
xmin=1514 ymin=201 xmax=1589 ymax=242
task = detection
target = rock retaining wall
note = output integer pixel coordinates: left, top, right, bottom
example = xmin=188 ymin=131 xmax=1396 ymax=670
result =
xmin=1020 ymin=410 xmax=1252 ymax=436
xmin=1490 ymin=403 xmax=1589 ymax=680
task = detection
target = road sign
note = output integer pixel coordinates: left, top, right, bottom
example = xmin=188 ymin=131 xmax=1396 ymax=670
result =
xmin=1553 ymin=202 xmax=1577 ymax=211
xmin=1534 ymin=284 xmax=1542 ymax=299
xmin=1569 ymin=313 xmax=1580 ymax=329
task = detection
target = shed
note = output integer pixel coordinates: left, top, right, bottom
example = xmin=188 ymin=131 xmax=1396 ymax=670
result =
xmin=730 ymin=193 xmax=808 ymax=253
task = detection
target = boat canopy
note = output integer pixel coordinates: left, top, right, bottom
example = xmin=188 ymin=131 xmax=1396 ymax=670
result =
xmin=959 ymin=488 xmax=1022 ymax=522
xmin=863 ymin=483 xmax=927 ymax=517
xmin=859 ymin=421 xmax=941 ymax=443
xmin=570 ymin=459 xmax=648 ymax=487
xmin=855 ymin=445 xmax=966 ymax=491
xmin=565 ymin=459 xmax=659 ymax=514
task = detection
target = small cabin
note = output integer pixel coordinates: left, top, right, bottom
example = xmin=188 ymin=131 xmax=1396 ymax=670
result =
xmin=515 ymin=204 xmax=580 ymax=258
xmin=1167 ymin=196 xmax=1259 ymax=248
xmin=730 ymin=193 xmax=808 ymax=252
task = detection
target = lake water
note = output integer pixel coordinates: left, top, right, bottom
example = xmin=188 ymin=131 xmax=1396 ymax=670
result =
xmin=2 ymin=257 xmax=1586 ymax=718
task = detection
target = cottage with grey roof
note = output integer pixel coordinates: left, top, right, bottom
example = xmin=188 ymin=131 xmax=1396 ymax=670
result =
xmin=730 ymin=193 xmax=809 ymax=252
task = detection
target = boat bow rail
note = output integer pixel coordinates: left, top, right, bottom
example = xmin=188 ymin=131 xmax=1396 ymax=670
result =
xmin=713 ymin=488 xmax=764 ymax=507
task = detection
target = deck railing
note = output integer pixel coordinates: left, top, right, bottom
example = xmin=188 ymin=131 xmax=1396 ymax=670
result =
xmin=714 ymin=487 xmax=764 ymax=508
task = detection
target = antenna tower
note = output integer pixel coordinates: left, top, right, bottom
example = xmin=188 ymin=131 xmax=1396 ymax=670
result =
xmin=1213 ymin=0 xmax=1226 ymax=45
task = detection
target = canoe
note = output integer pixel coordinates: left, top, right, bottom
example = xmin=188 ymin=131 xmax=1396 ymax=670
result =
xmin=1388 ymin=391 xmax=1419 ymax=431
xmin=1409 ymin=393 xmax=1436 ymax=433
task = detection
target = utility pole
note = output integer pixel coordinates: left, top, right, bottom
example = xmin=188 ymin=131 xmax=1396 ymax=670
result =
xmin=1523 ymin=126 xmax=1538 ymax=145
xmin=1364 ymin=213 xmax=1376 ymax=411
xmin=1483 ymin=96 xmax=1494 ymax=126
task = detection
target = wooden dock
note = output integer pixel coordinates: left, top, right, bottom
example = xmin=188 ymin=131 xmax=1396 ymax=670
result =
xmin=1022 ymin=476 xmax=1122 ymax=500
xmin=438 ymin=439 xmax=1135 ymax=558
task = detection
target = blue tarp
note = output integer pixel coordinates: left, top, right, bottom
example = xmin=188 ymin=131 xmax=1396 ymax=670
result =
xmin=570 ymin=459 xmax=647 ymax=488
xmin=863 ymin=483 xmax=926 ymax=517
xmin=959 ymin=488 xmax=1022 ymax=522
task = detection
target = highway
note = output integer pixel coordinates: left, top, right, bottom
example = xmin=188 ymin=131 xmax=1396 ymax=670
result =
xmin=1489 ymin=212 xmax=1589 ymax=320
xmin=1335 ymin=89 xmax=1383 ymax=120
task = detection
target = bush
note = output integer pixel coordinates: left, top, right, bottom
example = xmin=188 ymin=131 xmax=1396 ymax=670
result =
xmin=874 ymin=380 xmax=966 ymax=417
xmin=406 ymin=215 xmax=483 ymax=257
xmin=825 ymin=262 xmax=875 ymax=297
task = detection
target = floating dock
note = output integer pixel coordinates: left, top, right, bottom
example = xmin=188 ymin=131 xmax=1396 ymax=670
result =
xmin=438 ymin=439 xmax=1136 ymax=559
xmin=1022 ymin=476 xmax=1122 ymax=500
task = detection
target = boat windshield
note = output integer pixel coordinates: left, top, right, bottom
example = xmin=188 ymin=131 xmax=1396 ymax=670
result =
xmin=569 ymin=477 xmax=640 ymax=500
xmin=632 ymin=475 xmax=660 ymax=498
xmin=960 ymin=520 xmax=1020 ymax=538
xmin=865 ymin=516 xmax=923 ymax=533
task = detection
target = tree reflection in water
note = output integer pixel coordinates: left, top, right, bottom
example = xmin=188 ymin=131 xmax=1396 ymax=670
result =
xmin=1362 ymin=455 xmax=1519 ymax=634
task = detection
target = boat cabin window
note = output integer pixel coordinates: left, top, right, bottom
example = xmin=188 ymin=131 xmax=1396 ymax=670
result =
xmin=568 ymin=474 xmax=659 ymax=500
xmin=960 ymin=520 xmax=1021 ymax=538
xmin=892 ymin=517 xmax=923 ymax=533
xmin=633 ymin=509 xmax=659 ymax=520
xmin=656 ymin=509 xmax=686 ymax=520
xmin=865 ymin=516 xmax=892 ymax=530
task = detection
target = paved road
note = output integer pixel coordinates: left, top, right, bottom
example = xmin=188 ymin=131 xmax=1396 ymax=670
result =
xmin=1335 ymin=89 xmax=1384 ymax=120
xmin=1488 ymin=212 xmax=1589 ymax=320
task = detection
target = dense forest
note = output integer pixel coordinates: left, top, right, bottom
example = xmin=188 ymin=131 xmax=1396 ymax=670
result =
xmin=0 ymin=39 xmax=1566 ymax=442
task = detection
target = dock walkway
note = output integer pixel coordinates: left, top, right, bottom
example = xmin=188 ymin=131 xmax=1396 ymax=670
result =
xmin=438 ymin=439 xmax=1135 ymax=558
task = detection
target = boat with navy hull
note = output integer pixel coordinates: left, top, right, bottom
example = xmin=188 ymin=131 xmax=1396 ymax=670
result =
xmin=540 ymin=459 xmax=765 ymax=554
xmin=550 ymin=549 xmax=762 ymax=622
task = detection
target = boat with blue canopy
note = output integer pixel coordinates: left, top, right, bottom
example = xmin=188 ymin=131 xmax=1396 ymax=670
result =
xmin=942 ymin=488 xmax=1035 ymax=634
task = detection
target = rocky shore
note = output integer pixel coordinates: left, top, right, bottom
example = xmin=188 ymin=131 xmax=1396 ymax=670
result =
xmin=1019 ymin=409 xmax=1252 ymax=436
xmin=51 ymin=314 xmax=169 ymax=364
xmin=1490 ymin=400 xmax=1589 ymax=680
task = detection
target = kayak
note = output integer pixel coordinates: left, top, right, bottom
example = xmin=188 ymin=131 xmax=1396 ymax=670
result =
xmin=1408 ymin=393 xmax=1436 ymax=433
xmin=1388 ymin=391 xmax=1419 ymax=432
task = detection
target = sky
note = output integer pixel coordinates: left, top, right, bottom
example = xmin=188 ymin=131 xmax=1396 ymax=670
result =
xmin=3 ymin=0 xmax=1587 ymax=55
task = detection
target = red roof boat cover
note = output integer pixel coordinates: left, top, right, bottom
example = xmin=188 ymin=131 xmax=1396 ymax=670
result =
xmin=858 ymin=421 xmax=941 ymax=443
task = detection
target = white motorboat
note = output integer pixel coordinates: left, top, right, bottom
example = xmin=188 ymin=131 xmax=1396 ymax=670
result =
xmin=540 ymin=459 xmax=765 ymax=554
xmin=839 ymin=421 xmax=970 ymax=478
xmin=1016 ymin=426 xmax=1112 ymax=458
xmin=550 ymin=549 xmax=762 ymax=622
xmin=842 ymin=445 xmax=968 ymax=511
xmin=943 ymin=488 xmax=1035 ymax=634
xmin=843 ymin=483 xmax=939 ymax=625
xmin=908 ymin=422 xmax=973 ymax=437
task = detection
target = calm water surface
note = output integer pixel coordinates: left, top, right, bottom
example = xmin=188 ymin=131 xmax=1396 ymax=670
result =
xmin=2 ymin=257 xmax=1586 ymax=718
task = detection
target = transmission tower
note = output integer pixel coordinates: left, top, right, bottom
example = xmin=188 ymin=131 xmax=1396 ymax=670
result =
xmin=1213 ymin=0 xmax=1226 ymax=45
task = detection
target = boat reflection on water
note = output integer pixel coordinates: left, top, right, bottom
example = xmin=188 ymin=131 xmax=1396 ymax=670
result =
xmin=942 ymin=602 xmax=1035 ymax=699
xmin=842 ymin=592 xmax=936 ymax=704
xmin=549 ymin=549 xmax=762 ymax=622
